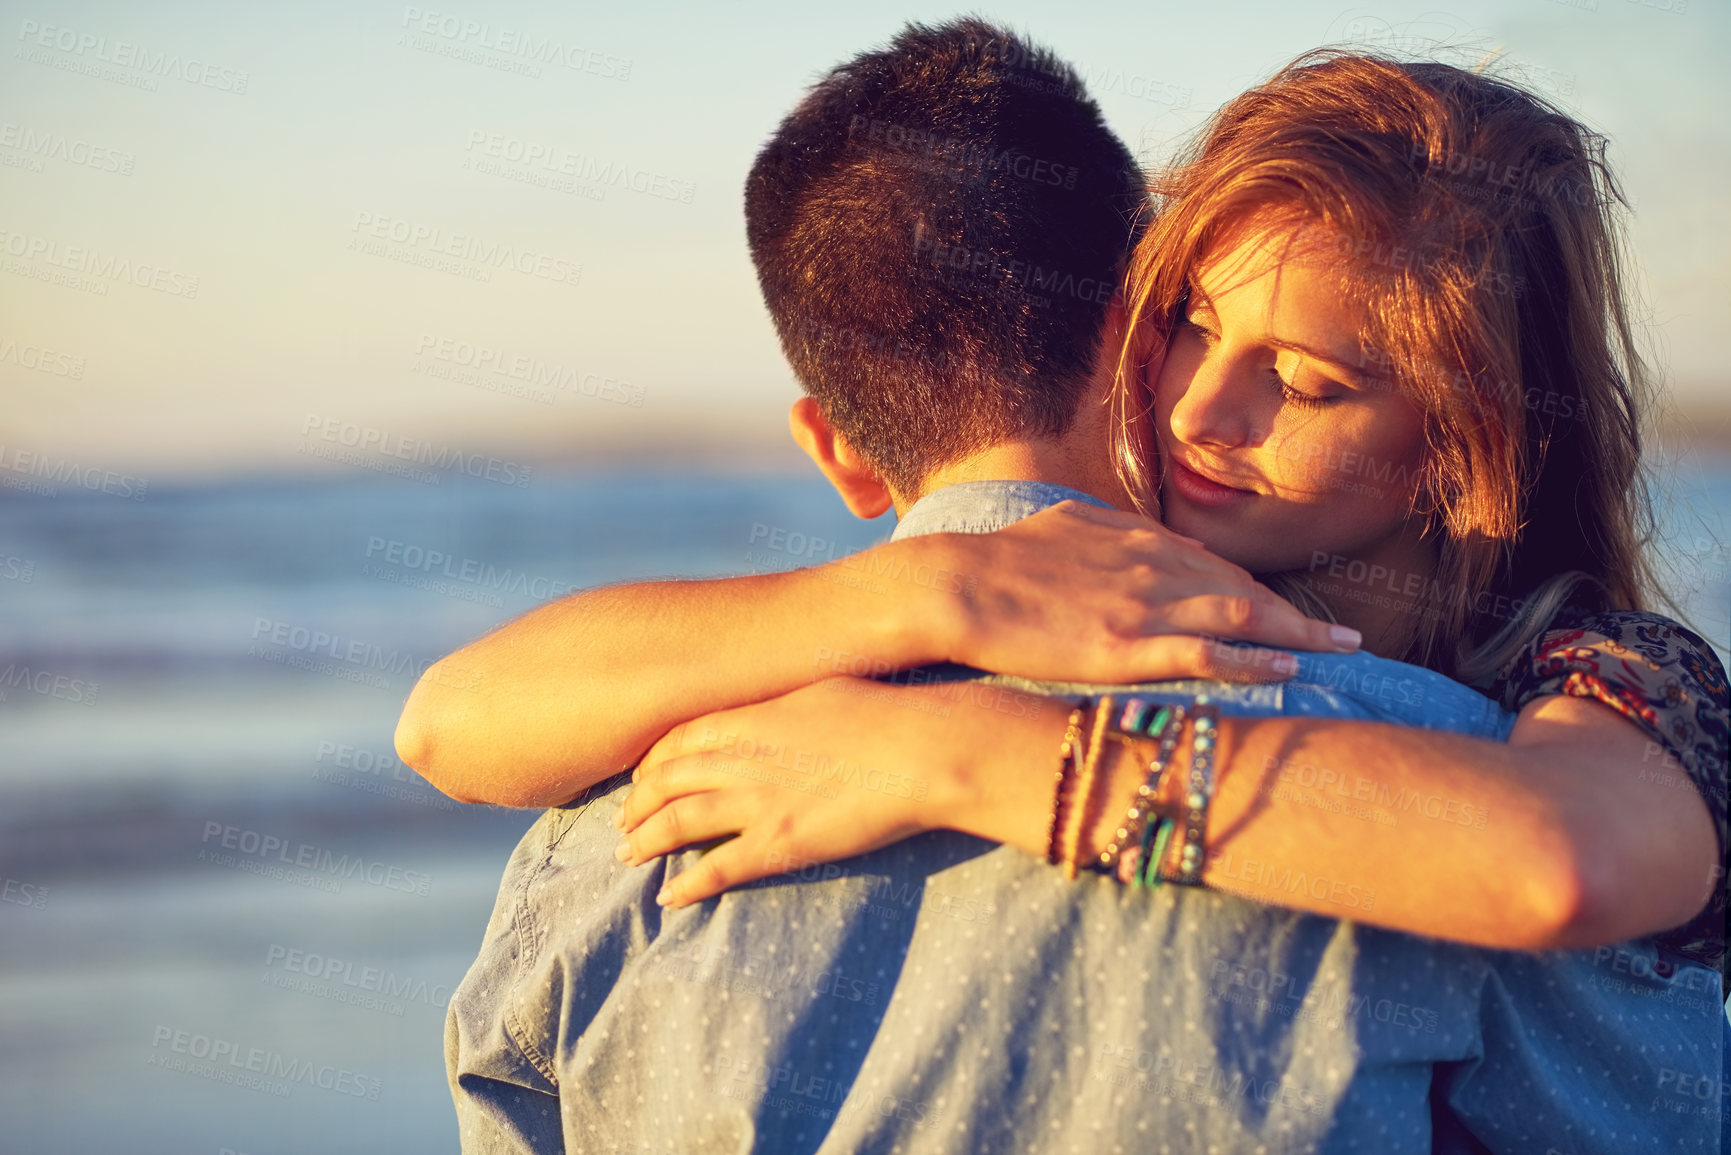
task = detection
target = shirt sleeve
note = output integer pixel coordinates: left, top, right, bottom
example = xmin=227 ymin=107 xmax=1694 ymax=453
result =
xmin=1492 ymin=608 xmax=1729 ymax=983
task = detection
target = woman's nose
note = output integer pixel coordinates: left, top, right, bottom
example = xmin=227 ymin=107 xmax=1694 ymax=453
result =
xmin=1167 ymin=350 xmax=1259 ymax=450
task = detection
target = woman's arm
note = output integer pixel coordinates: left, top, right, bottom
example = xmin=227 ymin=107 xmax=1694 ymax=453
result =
xmin=617 ymin=678 xmax=1719 ymax=952
xmin=397 ymin=502 xmax=1353 ymax=807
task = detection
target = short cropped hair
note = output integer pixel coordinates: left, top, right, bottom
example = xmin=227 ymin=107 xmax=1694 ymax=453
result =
xmin=745 ymin=19 xmax=1144 ymax=495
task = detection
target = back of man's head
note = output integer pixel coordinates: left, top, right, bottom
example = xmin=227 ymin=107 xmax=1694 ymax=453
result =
xmin=746 ymin=19 xmax=1144 ymax=497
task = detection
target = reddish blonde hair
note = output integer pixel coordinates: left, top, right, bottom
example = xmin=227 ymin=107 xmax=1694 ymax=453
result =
xmin=1111 ymin=50 xmax=1663 ymax=681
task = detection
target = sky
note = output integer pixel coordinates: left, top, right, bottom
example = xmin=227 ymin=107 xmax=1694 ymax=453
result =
xmin=1 ymin=0 xmax=1726 ymax=479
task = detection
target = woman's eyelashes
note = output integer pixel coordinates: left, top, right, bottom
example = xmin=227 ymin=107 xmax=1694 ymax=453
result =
xmin=1181 ymin=316 xmax=1218 ymax=347
xmin=1270 ymin=370 xmax=1337 ymax=411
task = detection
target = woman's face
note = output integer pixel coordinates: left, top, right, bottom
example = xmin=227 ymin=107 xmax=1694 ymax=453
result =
xmin=1153 ymin=225 xmax=1430 ymax=579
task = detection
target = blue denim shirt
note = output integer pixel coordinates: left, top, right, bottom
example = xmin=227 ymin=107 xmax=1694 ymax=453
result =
xmin=446 ymin=480 xmax=1727 ymax=1154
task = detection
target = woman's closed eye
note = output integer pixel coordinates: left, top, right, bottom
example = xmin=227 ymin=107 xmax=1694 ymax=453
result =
xmin=1270 ymin=370 xmax=1338 ymax=411
xmin=1181 ymin=293 xmax=1342 ymax=411
xmin=1183 ymin=317 xmax=1219 ymax=346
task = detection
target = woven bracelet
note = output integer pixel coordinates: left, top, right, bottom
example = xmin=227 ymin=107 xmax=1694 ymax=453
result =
xmin=1062 ymin=696 xmax=1115 ymax=881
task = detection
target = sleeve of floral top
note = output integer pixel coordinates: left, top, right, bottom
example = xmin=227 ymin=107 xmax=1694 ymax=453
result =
xmin=1489 ymin=608 xmax=1729 ymax=982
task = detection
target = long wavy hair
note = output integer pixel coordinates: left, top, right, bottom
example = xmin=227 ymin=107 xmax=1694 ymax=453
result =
xmin=1110 ymin=50 xmax=1669 ymax=683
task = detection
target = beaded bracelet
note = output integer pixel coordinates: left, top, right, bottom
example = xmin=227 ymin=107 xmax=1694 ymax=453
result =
xmin=1043 ymin=705 xmax=1087 ymax=867
xmin=1171 ymin=695 xmax=1220 ymax=887
xmin=1062 ymin=696 xmax=1115 ymax=881
xmin=1096 ymin=700 xmax=1185 ymax=880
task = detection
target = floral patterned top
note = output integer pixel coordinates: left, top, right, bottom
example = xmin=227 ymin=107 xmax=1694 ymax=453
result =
xmin=1483 ymin=606 xmax=1729 ymax=984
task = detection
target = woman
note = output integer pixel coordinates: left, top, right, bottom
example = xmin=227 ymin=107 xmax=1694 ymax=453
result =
xmin=407 ymin=53 xmax=1727 ymax=973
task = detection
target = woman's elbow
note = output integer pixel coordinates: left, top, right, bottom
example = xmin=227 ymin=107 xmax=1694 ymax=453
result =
xmin=395 ymin=704 xmax=464 ymax=804
xmin=395 ymin=668 xmax=489 ymax=804
xmin=1534 ymin=817 xmax=1715 ymax=950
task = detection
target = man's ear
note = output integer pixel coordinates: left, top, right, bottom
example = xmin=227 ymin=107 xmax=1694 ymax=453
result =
xmin=788 ymin=398 xmax=896 ymax=519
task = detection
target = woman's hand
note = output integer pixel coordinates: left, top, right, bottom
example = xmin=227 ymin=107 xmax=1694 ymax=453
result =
xmin=911 ymin=500 xmax=1361 ymax=685
xmin=612 ymin=676 xmax=1054 ymax=907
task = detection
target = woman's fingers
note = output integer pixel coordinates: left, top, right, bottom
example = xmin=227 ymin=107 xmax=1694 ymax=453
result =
xmin=618 ymin=749 xmax=726 ymax=832
xmin=1151 ymin=593 xmax=1358 ymax=655
xmin=655 ymin=832 xmax=777 ymax=908
xmin=1117 ymin=633 xmax=1299 ymax=685
xmin=617 ymin=777 xmax=752 ymax=864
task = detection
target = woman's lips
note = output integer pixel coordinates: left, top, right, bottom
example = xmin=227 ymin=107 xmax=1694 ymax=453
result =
xmin=1168 ymin=458 xmax=1257 ymax=508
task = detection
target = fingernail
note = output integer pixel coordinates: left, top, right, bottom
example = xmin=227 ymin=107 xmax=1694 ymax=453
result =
xmin=655 ymin=886 xmax=672 ymax=906
xmin=1329 ymin=625 xmax=1362 ymax=650
xmin=1271 ymin=652 xmax=1298 ymax=676
xmin=614 ymin=840 xmax=632 ymax=862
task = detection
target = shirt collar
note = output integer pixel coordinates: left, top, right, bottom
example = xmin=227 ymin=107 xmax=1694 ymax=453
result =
xmin=889 ymin=480 xmax=1115 ymax=541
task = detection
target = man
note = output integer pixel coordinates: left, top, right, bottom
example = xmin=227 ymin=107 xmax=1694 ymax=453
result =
xmin=428 ymin=20 xmax=1724 ymax=1153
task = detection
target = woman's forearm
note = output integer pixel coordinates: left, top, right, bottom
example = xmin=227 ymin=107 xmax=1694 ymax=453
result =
xmin=395 ymin=538 xmax=956 ymax=807
xmin=939 ymin=692 xmax=1712 ymax=951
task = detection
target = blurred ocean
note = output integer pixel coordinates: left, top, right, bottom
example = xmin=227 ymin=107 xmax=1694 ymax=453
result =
xmin=0 ymin=461 xmax=1724 ymax=1155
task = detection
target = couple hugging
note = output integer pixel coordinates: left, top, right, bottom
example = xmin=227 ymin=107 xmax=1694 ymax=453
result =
xmin=396 ymin=19 xmax=1729 ymax=1154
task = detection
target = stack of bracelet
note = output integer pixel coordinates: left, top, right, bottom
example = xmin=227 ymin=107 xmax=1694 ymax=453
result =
xmin=1088 ymin=693 xmax=1221 ymax=888
xmin=1045 ymin=693 xmax=1221 ymax=886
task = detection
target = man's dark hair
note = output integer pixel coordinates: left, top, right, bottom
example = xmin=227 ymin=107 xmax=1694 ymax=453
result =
xmin=745 ymin=19 xmax=1145 ymax=495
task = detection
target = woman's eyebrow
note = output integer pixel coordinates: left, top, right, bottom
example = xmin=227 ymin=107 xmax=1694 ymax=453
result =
xmin=1264 ymin=337 xmax=1368 ymax=385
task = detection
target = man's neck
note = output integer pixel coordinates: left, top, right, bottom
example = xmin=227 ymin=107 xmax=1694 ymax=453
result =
xmin=899 ymin=439 xmax=1133 ymax=516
